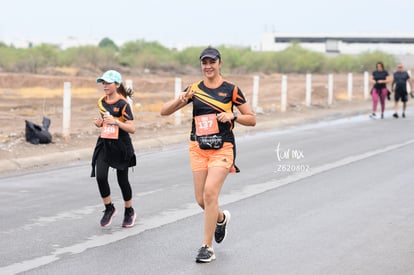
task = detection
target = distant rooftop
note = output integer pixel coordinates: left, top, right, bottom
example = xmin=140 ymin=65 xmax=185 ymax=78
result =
xmin=272 ymin=33 xmax=414 ymax=44
xmin=255 ymin=32 xmax=414 ymax=55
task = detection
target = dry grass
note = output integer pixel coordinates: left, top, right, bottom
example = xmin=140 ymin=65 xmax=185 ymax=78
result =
xmin=0 ymin=87 xmax=98 ymax=99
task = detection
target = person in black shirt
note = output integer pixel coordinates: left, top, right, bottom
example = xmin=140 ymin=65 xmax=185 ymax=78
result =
xmin=370 ymin=62 xmax=391 ymax=119
xmin=391 ymin=64 xmax=412 ymax=118
xmin=91 ymin=70 xmax=137 ymax=228
xmin=160 ymin=47 xmax=256 ymax=263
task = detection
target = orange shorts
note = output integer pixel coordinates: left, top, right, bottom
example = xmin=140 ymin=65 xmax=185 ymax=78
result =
xmin=189 ymin=141 xmax=234 ymax=172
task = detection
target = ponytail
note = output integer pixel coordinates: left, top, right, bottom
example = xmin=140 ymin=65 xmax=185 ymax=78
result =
xmin=117 ymin=83 xmax=134 ymax=99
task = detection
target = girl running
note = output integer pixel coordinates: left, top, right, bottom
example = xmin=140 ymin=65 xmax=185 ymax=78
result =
xmin=91 ymin=70 xmax=137 ymax=228
xmin=160 ymin=47 xmax=256 ymax=263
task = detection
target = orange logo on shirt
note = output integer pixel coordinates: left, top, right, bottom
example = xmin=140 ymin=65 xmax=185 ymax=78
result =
xmin=113 ymin=107 xmax=120 ymax=112
xmin=218 ymin=92 xmax=227 ymax=97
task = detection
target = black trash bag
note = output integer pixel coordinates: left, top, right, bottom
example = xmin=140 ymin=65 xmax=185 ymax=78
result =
xmin=25 ymin=117 xmax=52 ymax=144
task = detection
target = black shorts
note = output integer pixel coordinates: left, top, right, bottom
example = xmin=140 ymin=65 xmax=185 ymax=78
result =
xmin=395 ymin=89 xmax=408 ymax=102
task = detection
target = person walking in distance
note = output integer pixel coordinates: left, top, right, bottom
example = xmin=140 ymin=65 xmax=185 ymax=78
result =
xmin=160 ymin=47 xmax=256 ymax=263
xmin=370 ymin=62 xmax=391 ymax=119
xmin=392 ymin=64 xmax=412 ymax=118
xmin=91 ymin=70 xmax=137 ymax=228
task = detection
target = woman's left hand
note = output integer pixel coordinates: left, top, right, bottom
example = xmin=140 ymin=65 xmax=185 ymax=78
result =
xmin=216 ymin=112 xmax=234 ymax=123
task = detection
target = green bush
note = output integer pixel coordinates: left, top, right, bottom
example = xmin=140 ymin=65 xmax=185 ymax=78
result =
xmin=26 ymin=44 xmax=59 ymax=73
xmin=61 ymin=46 xmax=117 ymax=69
xmin=0 ymin=47 xmax=19 ymax=71
xmin=118 ymin=40 xmax=173 ymax=68
xmin=0 ymin=44 xmax=59 ymax=73
xmin=357 ymin=51 xmax=397 ymax=72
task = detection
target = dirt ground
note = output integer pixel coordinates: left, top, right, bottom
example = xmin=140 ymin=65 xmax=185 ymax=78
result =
xmin=0 ymin=72 xmax=370 ymax=172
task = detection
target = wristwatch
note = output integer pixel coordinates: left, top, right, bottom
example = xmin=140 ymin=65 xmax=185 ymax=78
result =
xmin=115 ymin=120 xmax=119 ymax=126
xmin=233 ymin=112 xmax=238 ymax=121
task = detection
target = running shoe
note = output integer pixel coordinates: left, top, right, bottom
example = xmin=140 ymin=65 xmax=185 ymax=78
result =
xmin=393 ymin=113 xmax=399 ymax=118
xmin=215 ymin=210 xmax=231 ymax=244
xmin=369 ymin=113 xmax=376 ymax=119
xmin=402 ymin=112 xmax=406 ymax=118
xmin=100 ymin=203 xmax=116 ymax=227
xmin=195 ymin=245 xmax=215 ymax=263
xmin=381 ymin=113 xmax=384 ymax=119
xmin=122 ymin=207 xmax=136 ymax=228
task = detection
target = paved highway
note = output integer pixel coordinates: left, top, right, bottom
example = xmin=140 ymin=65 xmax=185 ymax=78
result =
xmin=1 ymin=111 xmax=414 ymax=274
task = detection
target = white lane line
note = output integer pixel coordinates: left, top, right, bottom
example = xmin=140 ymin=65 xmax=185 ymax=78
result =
xmin=2 ymin=138 xmax=414 ymax=274
xmin=0 ymin=188 xmax=166 ymax=235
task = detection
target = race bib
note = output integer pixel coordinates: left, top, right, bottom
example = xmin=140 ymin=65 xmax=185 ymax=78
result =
xmin=194 ymin=114 xmax=219 ymax=136
xmin=101 ymin=122 xmax=119 ymax=139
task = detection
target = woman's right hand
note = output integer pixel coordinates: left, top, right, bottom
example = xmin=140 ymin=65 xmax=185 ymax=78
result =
xmin=179 ymin=89 xmax=194 ymax=103
xmin=178 ymin=93 xmax=189 ymax=103
xmin=160 ymin=90 xmax=192 ymax=116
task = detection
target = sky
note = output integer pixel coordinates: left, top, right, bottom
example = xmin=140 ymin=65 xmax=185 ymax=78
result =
xmin=1 ymin=0 xmax=414 ymax=48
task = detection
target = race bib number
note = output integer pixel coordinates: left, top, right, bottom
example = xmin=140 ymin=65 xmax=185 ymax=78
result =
xmin=194 ymin=114 xmax=219 ymax=136
xmin=101 ymin=122 xmax=119 ymax=139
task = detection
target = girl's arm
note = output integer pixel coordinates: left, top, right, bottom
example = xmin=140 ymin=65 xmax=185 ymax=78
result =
xmin=117 ymin=120 xmax=135 ymax=134
xmin=94 ymin=117 xmax=103 ymax=127
xmin=103 ymin=114 xmax=135 ymax=134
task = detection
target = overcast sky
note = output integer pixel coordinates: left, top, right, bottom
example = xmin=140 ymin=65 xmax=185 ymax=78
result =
xmin=1 ymin=0 xmax=413 ymax=48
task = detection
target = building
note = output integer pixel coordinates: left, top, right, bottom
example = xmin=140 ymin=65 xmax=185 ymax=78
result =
xmin=255 ymin=32 xmax=414 ymax=55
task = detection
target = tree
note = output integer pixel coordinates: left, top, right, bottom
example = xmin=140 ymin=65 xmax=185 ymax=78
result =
xmin=98 ymin=37 xmax=118 ymax=51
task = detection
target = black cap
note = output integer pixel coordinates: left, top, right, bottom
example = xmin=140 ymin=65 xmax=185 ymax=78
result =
xmin=199 ymin=47 xmax=221 ymax=60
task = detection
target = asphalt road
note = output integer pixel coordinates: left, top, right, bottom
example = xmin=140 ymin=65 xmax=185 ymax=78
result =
xmin=1 ymin=110 xmax=414 ymax=275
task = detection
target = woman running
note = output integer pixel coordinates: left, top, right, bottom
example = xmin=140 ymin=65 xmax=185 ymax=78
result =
xmin=91 ymin=70 xmax=137 ymax=228
xmin=371 ymin=62 xmax=391 ymax=119
xmin=160 ymin=47 xmax=256 ymax=263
